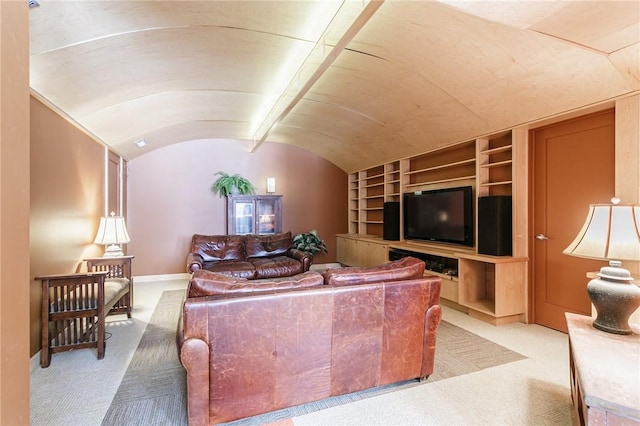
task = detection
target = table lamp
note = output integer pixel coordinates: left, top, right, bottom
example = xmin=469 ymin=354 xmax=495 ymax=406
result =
xmin=93 ymin=212 xmax=131 ymax=257
xmin=563 ymin=198 xmax=640 ymax=334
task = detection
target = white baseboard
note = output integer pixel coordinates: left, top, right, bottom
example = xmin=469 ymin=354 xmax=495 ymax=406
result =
xmin=310 ymin=263 xmax=342 ymax=271
xmin=31 ymin=351 xmax=41 ymax=373
xmin=133 ymin=273 xmax=190 ymax=283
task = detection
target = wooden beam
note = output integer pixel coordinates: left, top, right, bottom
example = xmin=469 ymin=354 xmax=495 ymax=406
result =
xmin=251 ymin=0 xmax=385 ymax=152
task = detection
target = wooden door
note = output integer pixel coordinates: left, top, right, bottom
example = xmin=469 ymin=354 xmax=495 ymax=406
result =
xmin=531 ymin=110 xmax=615 ymax=332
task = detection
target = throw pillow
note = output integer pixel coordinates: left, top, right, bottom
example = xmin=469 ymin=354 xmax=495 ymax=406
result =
xmin=191 ymin=234 xmax=245 ymax=261
xmin=245 ymin=231 xmax=293 ymax=258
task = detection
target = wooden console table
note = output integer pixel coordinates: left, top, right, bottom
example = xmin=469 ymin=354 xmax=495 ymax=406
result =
xmin=566 ymin=313 xmax=640 ymax=425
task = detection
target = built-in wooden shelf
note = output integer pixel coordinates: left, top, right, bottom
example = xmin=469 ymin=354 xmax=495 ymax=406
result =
xmin=405 ymin=175 xmax=476 ymax=188
xmin=479 ymin=180 xmax=513 ymax=187
xmin=344 ymin=130 xmax=526 ymax=325
xmin=479 ymin=159 xmax=512 ymax=169
xmin=480 ymin=145 xmax=511 ymax=155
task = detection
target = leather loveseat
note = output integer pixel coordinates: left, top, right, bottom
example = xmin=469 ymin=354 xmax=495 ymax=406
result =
xmin=186 ymin=231 xmax=311 ymax=279
xmin=178 ymin=257 xmax=442 ymax=425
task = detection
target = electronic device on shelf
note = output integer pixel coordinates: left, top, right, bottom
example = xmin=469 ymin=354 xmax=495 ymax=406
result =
xmin=403 ymin=186 xmax=474 ymax=247
xmin=389 ymin=248 xmax=458 ymax=277
xmin=444 ymin=268 xmax=458 ymax=277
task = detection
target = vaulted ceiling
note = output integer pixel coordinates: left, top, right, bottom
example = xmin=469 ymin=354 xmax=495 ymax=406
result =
xmin=29 ymin=1 xmax=639 ymax=172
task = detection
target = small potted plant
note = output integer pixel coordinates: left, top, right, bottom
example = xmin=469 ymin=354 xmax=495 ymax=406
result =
xmin=211 ymin=172 xmax=256 ymax=197
xmin=293 ymin=230 xmax=328 ymax=257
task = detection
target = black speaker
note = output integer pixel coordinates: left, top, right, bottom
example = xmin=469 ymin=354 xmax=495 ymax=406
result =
xmin=478 ymin=196 xmax=512 ymax=256
xmin=383 ymin=201 xmax=400 ymax=241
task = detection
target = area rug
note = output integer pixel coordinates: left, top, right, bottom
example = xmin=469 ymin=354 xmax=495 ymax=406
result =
xmin=102 ymin=290 xmax=526 ymax=426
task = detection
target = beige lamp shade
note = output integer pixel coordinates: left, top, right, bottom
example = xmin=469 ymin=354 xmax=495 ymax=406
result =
xmin=94 ymin=213 xmax=130 ymax=257
xmin=563 ymin=203 xmax=640 ymax=262
xmin=563 ymin=201 xmax=640 ymax=335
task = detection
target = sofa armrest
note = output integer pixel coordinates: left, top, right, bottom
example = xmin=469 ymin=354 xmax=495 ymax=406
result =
xmin=180 ymin=338 xmax=210 ymax=426
xmin=421 ymin=303 xmax=442 ymax=380
xmin=287 ymin=248 xmax=312 ymax=272
xmin=187 ymin=253 xmax=204 ymax=273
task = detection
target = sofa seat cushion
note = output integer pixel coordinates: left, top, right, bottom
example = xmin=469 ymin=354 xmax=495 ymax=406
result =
xmin=104 ymin=278 xmax=129 ymax=305
xmin=323 ymin=256 xmax=426 ymax=286
xmin=191 ymin=234 xmax=246 ymax=262
xmin=201 ymin=260 xmax=256 ymax=279
xmin=188 ymin=270 xmax=324 ymax=297
xmin=251 ymin=255 xmax=304 ymax=279
xmin=245 ymin=232 xmax=293 ymax=258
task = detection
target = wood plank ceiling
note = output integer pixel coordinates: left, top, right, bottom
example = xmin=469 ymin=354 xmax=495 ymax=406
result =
xmin=29 ymin=1 xmax=639 ymax=172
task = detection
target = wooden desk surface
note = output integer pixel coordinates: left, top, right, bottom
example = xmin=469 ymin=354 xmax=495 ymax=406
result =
xmin=566 ymin=313 xmax=640 ymax=423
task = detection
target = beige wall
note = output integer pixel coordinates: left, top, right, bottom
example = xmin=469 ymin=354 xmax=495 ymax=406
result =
xmin=28 ymin=97 xmax=347 ymax=355
xmin=0 ymin=1 xmax=30 ymax=423
xmin=29 ymin=96 xmax=106 ymax=355
xmin=127 ymin=139 xmax=348 ymax=275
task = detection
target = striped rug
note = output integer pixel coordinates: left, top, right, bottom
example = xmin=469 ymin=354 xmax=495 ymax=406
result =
xmin=102 ymin=290 xmax=525 ymax=425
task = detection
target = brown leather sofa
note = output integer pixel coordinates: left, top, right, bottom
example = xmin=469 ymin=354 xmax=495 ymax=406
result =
xmin=178 ymin=257 xmax=442 ymax=425
xmin=186 ymin=231 xmax=312 ymax=278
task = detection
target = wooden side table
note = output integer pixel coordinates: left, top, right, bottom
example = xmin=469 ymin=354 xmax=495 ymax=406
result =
xmin=566 ymin=313 xmax=640 ymax=425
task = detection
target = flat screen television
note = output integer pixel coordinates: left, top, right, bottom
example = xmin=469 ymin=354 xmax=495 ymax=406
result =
xmin=403 ymin=186 xmax=474 ymax=246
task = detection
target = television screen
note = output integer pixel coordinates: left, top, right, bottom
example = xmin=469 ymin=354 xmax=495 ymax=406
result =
xmin=404 ymin=186 xmax=473 ymax=246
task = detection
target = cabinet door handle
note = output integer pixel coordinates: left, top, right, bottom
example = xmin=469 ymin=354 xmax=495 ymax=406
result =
xmin=536 ymin=234 xmax=549 ymax=240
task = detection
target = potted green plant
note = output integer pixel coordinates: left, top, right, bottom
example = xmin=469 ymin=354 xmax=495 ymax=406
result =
xmin=293 ymin=230 xmax=328 ymax=257
xmin=211 ymin=172 xmax=256 ymax=197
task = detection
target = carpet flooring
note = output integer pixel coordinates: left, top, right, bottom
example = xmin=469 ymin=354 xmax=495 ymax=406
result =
xmin=102 ymin=290 xmax=526 ymax=426
xmin=101 ymin=289 xmax=187 ymax=425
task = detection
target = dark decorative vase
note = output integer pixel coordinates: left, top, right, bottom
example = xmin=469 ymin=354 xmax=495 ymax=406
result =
xmin=587 ymin=261 xmax=640 ymax=335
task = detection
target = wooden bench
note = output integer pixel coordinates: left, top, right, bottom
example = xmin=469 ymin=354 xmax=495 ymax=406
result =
xmin=38 ymin=256 xmax=133 ymax=368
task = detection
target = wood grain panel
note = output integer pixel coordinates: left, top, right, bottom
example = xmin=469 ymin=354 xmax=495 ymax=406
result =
xmin=29 ymin=1 xmax=640 ymax=172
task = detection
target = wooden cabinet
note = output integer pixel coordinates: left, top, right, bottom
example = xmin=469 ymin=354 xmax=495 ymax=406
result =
xmin=338 ymin=237 xmax=527 ymax=325
xmin=390 ymin=243 xmax=463 ymax=303
xmin=336 ymin=235 xmax=358 ymax=266
xmin=566 ymin=313 xmax=640 ymax=425
xmin=227 ymin=195 xmax=282 ymax=235
xmin=336 ymin=234 xmax=388 ymax=267
xmin=456 ymin=253 xmax=527 ymax=324
xmin=358 ymin=240 xmax=389 ymax=267
xmin=342 ymin=128 xmax=529 ymax=324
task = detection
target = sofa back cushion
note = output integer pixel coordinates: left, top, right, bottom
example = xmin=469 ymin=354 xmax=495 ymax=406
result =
xmin=323 ymin=256 xmax=426 ymax=286
xmin=190 ymin=234 xmax=245 ymax=262
xmin=188 ymin=269 xmax=324 ymax=297
xmin=245 ymin=232 xmax=293 ymax=258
